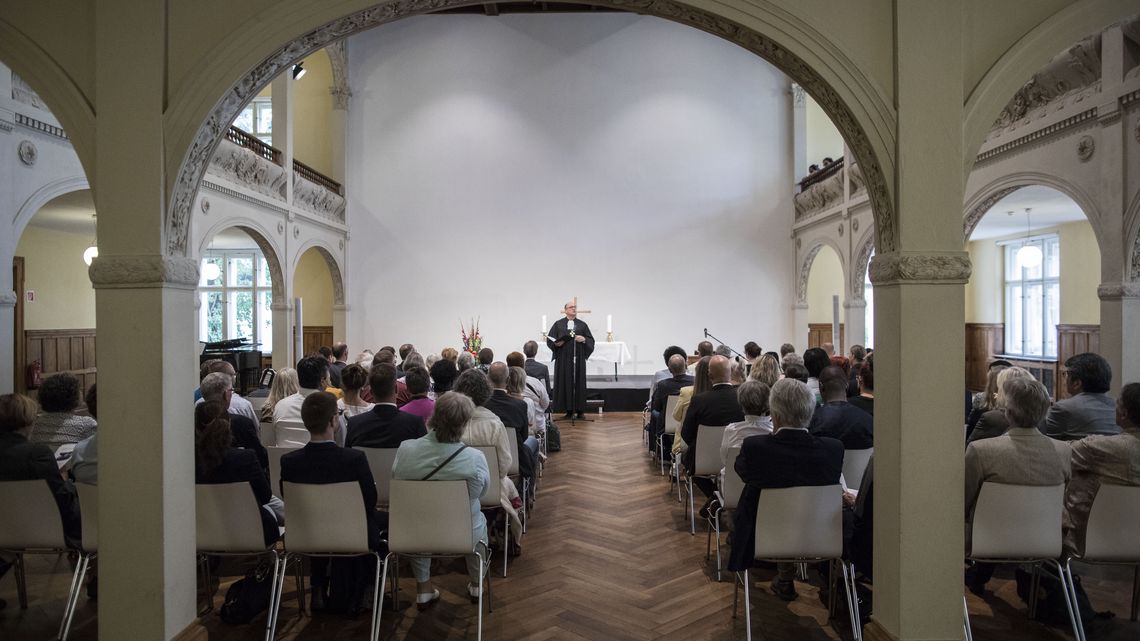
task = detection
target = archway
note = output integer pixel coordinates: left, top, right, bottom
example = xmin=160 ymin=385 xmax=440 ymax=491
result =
xmin=293 ymin=244 xmax=345 ymax=359
xmin=802 ymin=243 xmax=846 ymax=353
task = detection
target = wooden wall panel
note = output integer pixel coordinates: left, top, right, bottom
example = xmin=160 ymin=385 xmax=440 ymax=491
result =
xmin=807 ymin=323 xmax=844 ymax=353
xmin=965 ymin=323 xmax=1004 ymax=392
xmin=24 ymin=329 xmax=97 ymax=403
xmin=1055 ymin=324 xmax=1100 ymax=400
xmin=302 ymin=326 xmax=334 ymax=358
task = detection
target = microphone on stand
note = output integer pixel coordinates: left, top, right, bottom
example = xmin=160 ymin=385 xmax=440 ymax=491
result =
xmin=703 ymin=328 xmax=708 ymax=338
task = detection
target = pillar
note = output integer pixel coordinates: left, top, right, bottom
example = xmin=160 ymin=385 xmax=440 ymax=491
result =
xmin=334 ymin=303 xmax=348 ymax=344
xmin=272 ymin=301 xmax=294 ymax=370
xmin=844 ymin=298 xmax=866 ymax=352
xmin=271 ymin=72 xmax=295 ymax=204
xmin=0 ymin=290 xmax=14 ymax=393
xmin=865 ymin=2 xmax=968 ymax=640
xmin=93 ymin=1 xmax=199 ymax=638
xmin=792 ymin=302 xmax=810 ymax=351
xmin=1098 ymin=283 xmax=1140 ymax=393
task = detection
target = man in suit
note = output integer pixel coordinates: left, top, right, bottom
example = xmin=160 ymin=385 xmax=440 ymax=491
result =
xmin=281 ymin=392 xmax=385 ymax=611
xmin=345 ymin=363 xmax=427 ymax=449
xmin=727 ymin=378 xmax=844 ymax=600
xmin=649 ymin=354 xmax=694 ymax=453
xmin=680 ymin=355 xmax=744 ymax=510
xmin=199 ymin=372 xmax=269 ymax=474
xmin=484 ymin=362 xmax=536 ymax=486
xmin=1044 ymin=352 xmax=1120 ymax=441
xmin=523 ymin=341 xmax=551 ymax=395
xmin=809 ymin=366 xmax=873 ymax=450
xmin=328 ymin=342 xmax=349 ymax=388
xmin=964 ymin=376 xmax=1071 ymax=594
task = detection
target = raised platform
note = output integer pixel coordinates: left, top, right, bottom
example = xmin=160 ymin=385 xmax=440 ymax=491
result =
xmin=584 ymin=374 xmax=653 ymax=412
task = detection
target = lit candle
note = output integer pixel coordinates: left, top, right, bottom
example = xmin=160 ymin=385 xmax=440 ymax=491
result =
xmin=607 ymin=314 xmax=613 ymax=333
xmin=541 ymin=315 xmax=547 ymax=332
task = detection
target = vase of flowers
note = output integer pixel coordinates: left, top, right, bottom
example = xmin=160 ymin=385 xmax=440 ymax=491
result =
xmin=460 ymin=317 xmax=482 ymax=356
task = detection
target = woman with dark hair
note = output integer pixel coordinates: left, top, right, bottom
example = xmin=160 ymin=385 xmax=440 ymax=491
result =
xmin=430 ymin=358 xmax=459 ymax=395
xmin=195 ymin=401 xmax=279 ymax=547
xmin=401 ymin=366 xmax=435 ymax=420
xmin=849 ymin=353 xmax=875 ymax=416
xmin=30 ymin=373 xmax=97 ymax=448
xmin=337 ymin=363 xmax=374 ymax=420
xmin=671 ymin=356 xmax=712 ymax=458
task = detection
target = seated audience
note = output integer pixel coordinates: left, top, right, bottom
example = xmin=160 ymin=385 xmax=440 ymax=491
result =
xmin=719 ymin=381 xmax=773 ymax=476
xmin=194 ymin=401 xmax=279 ymax=547
xmin=507 ymin=366 xmax=537 ymax=434
xmin=523 ymin=341 xmax=553 ymax=395
xmin=680 ymin=355 xmax=745 ymax=514
xmin=847 ymin=345 xmax=866 ymax=398
xmin=781 ymin=351 xmax=804 ymax=373
xmin=748 ymin=353 xmax=782 ymax=387
xmin=397 ymin=343 xmax=416 ymax=377
xmin=848 ymin=353 xmax=875 ymax=416
xmin=399 ymin=352 xmax=426 ymax=382
xmin=688 ymin=341 xmax=714 ymax=374
xmin=1045 ymin=352 xmax=1120 ymax=440
xmin=779 ymin=343 xmax=796 ymax=359
xmin=336 ymin=363 xmax=374 ymax=421
xmin=653 ymin=346 xmax=688 ymax=388
xmin=355 ymin=351 xmax=375 ymax=368
xmin=821 ymin=342 xmax=835 ymax=357
xmin=506 ymin=351 xmax=551 ymax=427
xmin=650 ymin=354 xmax=693 ymax=453
xmin=70 ymin=385 xmax=99 ymax=484
xmin=727 ymin=378 xmax=843 ymax=601
xmin=345 ymin=363 xmax=427 ymax=449
xmin=967 ymin=360 xmax=1010 ymax=438
xmin=441 ymin=347 xmax=459 ymax=364
xmin=730 ymin=360 xmax=747 ymax=386
xmin=808 ymin=366 xmax=873 ymax=450
xmin=260 ymin=367 xmax=299 ymax=423
xmin=803 ymin=348 xmax=830 ymax=403
xmin=477 ymin=348 xmax=494 ymax=372
xmin=783 ymin=362 xmax=810 ymax=384
xmin=0 ymin=393 xmax=81 ymax=547
xmin=273 ymin=356 xmax=331 ymax=424
xmin=457 ymin=351 xmax=476 ymax=372
xmin=743 ymin=341 xmax=763 ymax=363
xmin=424 ymin=353 xmax=441 ymax=370
xmin=966 ymin=367 xmax=1034 ymax=445
xmin=400 ymin=366 xmax=436 ymax=421
xmin=714 ymin=344 xmax=734 ymax=359
xmin=328 ymin=342 xmax=349 ymax=388
xmin=964 ymin=376 xmax=1071 ymax=594
xmin=200 ymin=372 xmax=269 ymax=472
xmin=672 ymin=356 xmax=712 ymax=456
xmin=1063 ymin=382 xmax=1140 ymax=555
xmin=453 ymin=369 xmax=522 ymax=541
xmin=484 ymin=363 xmax=538 ymax=490
xmin=198 ymin=360 xmax=259 ymax=423
xmin=393 ymin=392 xmax=490 ymax=605
xmin=29 ymin=373 xmax=97 ymax=448
xmin=372 ymin=350 xmax=412 ymax=406
xmin=430 ymin=358 xmax=459 ymax=395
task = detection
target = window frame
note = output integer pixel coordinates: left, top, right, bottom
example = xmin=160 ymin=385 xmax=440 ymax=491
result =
xmin=198 ymin=249 xmax=273 ymax=354
xmin=1002 ymin=235 xmax=1060 ymax=359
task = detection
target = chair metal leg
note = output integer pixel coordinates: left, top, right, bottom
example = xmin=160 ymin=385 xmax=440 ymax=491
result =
xmin=742 ymin=568 xmax=753 ymax=641
xmin=15 ymin=553 xmax=27 ymax=609
xmin=798 ymin=562 xmax=809 ymax=581
xmin=963 ymin=595 xmax=974 ymax=641
xmin=732 ymin=570 xmax=739 ymax=618
xmin=502 ymin=512 xmax=510 ymax=577
xmin=827 ymin=559 xmax=838 ymax=619
xmin=688 ymin=476 xmax=695 ymax=535
xmin=59 ymin=552 xmax=91 ymax=641
xmin=293 ymin=557 xmax=306 ymax=616
xmin=841 ymin=561 xmax=862 ymax=641
xmin=477 ymin=552 xmax=485 ymax=641
xmin=377 ymin=554 xmax=392 ymax=640
xmin=1028 ymin=564 xmax=1040 ymax=620
xmin=1061 ymin=559 xmax=1086 ymax=641
xmin=369 ymin=552 xmax=383 ymax=641
xmin=714 ymin=511 xmax=723 ymax=582
xmin=1132 ymin=565 xmax=1139 ymax=622
xmin=264 ymin=552 xmax=286 ymax=641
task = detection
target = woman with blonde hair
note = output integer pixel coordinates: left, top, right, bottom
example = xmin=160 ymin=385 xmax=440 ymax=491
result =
xmin=260 ymin=367 xmax=299 ymax=423
xmin=672 ymin=356 xmax=712 ymax=456
xmin=966 ymin=366 xmax=1035 ymax=445
xmin=748 ymin=353 xmax=782 ymax=387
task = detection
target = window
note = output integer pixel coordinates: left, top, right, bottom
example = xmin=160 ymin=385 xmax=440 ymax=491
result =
xmin=199 ymin=251 xmax=273 ymax=354
xmin=232 ymin=97 xmax=273 ymax=145
xmin=1003 ymin=236 xmax=1059 ymax=358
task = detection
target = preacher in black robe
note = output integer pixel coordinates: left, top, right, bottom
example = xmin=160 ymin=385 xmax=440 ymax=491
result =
xmin=546 ymin=303 xmax=595 ymax=416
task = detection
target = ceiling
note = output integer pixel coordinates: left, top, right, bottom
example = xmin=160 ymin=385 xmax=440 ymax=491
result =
xmin=27 ymin=190 xmax=95 ymax=235
xmin=969 ymin=185 xmax=1087 ymax=241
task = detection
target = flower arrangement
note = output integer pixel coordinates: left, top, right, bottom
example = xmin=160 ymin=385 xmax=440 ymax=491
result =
xmin=459 ymin=317 xmax=482 ymax=356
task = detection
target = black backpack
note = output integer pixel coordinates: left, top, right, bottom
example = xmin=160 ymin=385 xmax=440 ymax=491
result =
xmin=219 ymin=563 xmax=274 ymax=624
xmin=1014 ymin=564 xmax=1111 ymax=626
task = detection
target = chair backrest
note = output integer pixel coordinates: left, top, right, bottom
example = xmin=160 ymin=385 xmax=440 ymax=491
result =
xmin=0 ymin=480 xmax=68 ymax=550
xmin=502 ymin=428 xmax=522 ymax=476
xmin=694 ymin=425 xmax=727 ymax=476
xmin=196 ymin=482 xmax=272 ymax=552
xmin=388 ymin=479 xmax=475 ymax=555
xmin=841 ymin=448 xmax=873 ymax=489
xmin=267 ymin=446 xmax=289 ymax=497
xmin=353 ymin=447 xmax=399 ymax=506
xmin=76 ymin=482 xmax=98 ymax=551
xmin=664 ymin=395 xmax=681 ymax=435
xmin=275 ymin=420 xmax=310 ymax=447
xmin=721 ymin=447 xmax=745 ymax=510
xmin=281 ymin=481 xmax=370 ymax=554
xmin=1082 ymin=483 xmax=1140 ymax=561
xmin=754 ymin=485 xmax=843 ymax=560
xmin=473 ymin=446 xmax=501 ymax=508
xmin=970 ymin=482 xmax=1064 ymax=559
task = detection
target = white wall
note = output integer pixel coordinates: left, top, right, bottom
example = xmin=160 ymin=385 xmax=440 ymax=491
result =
xmin=805 ymin=94 xmax=845 ymax=166
xmin=346 ymin=14 xmax=794 ymax=373
xmin=807 ymin=246 xmax=845 ymax=324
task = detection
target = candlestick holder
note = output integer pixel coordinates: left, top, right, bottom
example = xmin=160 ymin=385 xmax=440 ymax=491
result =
xmin=606 ymin=332 xmax=614 ymax=342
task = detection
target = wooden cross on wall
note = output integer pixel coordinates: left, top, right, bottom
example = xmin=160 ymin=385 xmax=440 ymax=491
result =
xmin=562 ymin=296 xmax=591 ymax=316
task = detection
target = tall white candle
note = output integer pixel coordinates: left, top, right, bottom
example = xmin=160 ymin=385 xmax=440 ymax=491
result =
xmin=541 ymin=315 xmax=547 ymax=332
xmin=607 ymin=314 xmax=613 ymax=333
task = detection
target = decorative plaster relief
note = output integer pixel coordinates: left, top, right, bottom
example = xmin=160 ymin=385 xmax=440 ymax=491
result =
xmin=1098 ymin=282 xmax=1140 ymax=300
xmin=277 ymin=222 xmax=284 ymax=235
xmin=1135 ymin=117 xmax=1140 ymax=144
xmin=10 ymin=72 xmax=47 ymax=109
xmin=838 ymin=224 xmax=844 ymax=237
xmin=200 ymin=198 xmax=210 ymax=214
xmin=963 ymin=186 xmax=1021 ymax=240
xmin=207 ymin=139 xmax=288 ymax=201
xmin=1131 ymin=233 xmax=1140 ymax=280
xmin=89 ymin=255 xmax=199 ymax=289
xmin=868 ymin=252 xmax=971 ymax=286
xmin=851 ymin=234 xmax=874 ymax=298
xmin=792 ymin=83 xmax=805 ymax=107
xmin=327 ymin=40 xmax=352 ymax=110
xmin=794 ymin=168 xmax=845 ymax=220
xmin=293 ymin=225 xmax=300 ymax=239
xmin=797 ymin=244 xmax=824 ymax=302
xmin=292 ymin=173 xmax=346 ymax=222
xmin=1076 ymin=135 xmax=1095 ymax=161
xmin=851 ymin=218 xmax=859 ymax=233
xmin=0 ymin=291 xmax=17 ymax=307
xmin=848 ymin=161 xmax=865 ymax=195
xmin=17 ymin=140 xmax=36 ymax=166
xmin=989 ymin=35 xmax=1101 ymax=138
xmin=168 ymin=0 xmax=897 ymax=257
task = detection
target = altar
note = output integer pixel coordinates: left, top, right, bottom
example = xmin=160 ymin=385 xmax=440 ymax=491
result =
xmin=588 ymin=341 xmax=632 ymax=380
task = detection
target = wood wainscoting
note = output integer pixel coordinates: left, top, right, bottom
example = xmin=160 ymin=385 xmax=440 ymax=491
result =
xmin=807 ymin=323 xmax=844 ymax=353
xmin=965 ymin=323 xmax=1004 ymax=392
xmin=24 ymin=329 xmax=97 ymax=401
xmin=302 ymin=325 xmax=334 ymax=357
xmin=1056 ymin=324 xmax=1101 ymax=400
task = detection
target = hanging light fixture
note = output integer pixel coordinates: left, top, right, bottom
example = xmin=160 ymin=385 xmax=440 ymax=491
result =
xmin=82 ymin=213 xmax=98 ymax=266
xmin=202 ymin=261 xmax=221 ymax=282
xmin=1016 ymin=207 xmax=1042 ymax=269
xmin=292 ymin=63 xmax=306 ymax=80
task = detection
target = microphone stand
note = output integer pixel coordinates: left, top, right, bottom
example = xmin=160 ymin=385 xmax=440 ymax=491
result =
xmin=702 ymin=328 xmax=747 ymax=360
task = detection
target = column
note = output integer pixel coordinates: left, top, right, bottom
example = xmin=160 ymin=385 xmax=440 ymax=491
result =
xmin=271 ymin=72 xmax=295 ymax=204
xmin=0 ymin=290 xmax=14 ymax=393
xmin=792 ymin=83 xmax=806 ymax=180
xmin=333 ymin=303 xmax=348 ymax=344
xmin=272 ymin=301 xmax=294 ymax=370
xmin=843 ymin=298 xmax=866 ymax=352
xmin=1098 ymin=283 xmax=1140 ymax=392
xmin=94 ymin=1 xmax=199 ymax=638
xmin=792 ymin=302 xmax=810 ymax=351
xmin=865 ymin=2 xmax=967 ymax=641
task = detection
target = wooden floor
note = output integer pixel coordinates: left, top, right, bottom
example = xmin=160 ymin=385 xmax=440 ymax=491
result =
xmin=2 ymin=412 xmax=1138 ymax=640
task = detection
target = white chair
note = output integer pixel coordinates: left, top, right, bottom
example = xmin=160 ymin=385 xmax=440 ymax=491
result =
xmin=659 ymin=395 xmax=681 ymax=475
xmin=733 ymin=484 xmax=862 ymax=641
xmin=964 ymin=482 xmax=1080 ymax=641
xmin=280 ymin=481 xmax=384 ymax=641
xmin=381 ymin=479 xmax=491 ymax=641
xmin=275 ymin=419 xmax=310 ymax=447
xmin=503 ymin=427 xmax=528 ymax=533
xmin=59 ymin=483 xmax=98 ymax=641
xmin=0 ymin=479 xmax=74 ymax=613
xmin=708 ymin=446 xmax=744 ymax=581
xmin=266 ymin=446 xmax=290 ymax=497
xmin=474 ymin=446 xmax=510 ymax=576
xmin=196 ymin=482 xmax=288 ymax=641
xmin=1064 ymin=483 xmax=1140 ymax=641
xmin=841 ymin=448 xmax=873 ymax=490
xmin=684 ymin=424 xmax=727 ymax=535
xmin=353 ymin=447 xmax=399 ymax=507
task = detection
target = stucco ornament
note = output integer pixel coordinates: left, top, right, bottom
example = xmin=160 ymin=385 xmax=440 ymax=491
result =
xmin=89 ymin=256 xmax=200 ymax=289
xmin=1076 ymin=135 xmax=1095 ymax=161
xmin=797 ymin=244 xmax=824 ymax=302
xmin=990 ymin=35 xmax=1101 ymax=137
xmin=200 ymin=198 xmax=210 ymax=214
xmin=838 ymin=224 xmax=844 ymax=237
xmin=208 ymin=139 xmax=288 ymax=201
xmin=851 ymin=218 xmax=859 ymax=233
xmin=17 ymin=140 xmax=36 ymax=166
xmin=869 ymin=252 xmax=971 ymax=285
xmin=963 ymin=186 xmax=1021 ymax=240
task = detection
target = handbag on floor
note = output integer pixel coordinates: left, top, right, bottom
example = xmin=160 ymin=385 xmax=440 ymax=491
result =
xmin=219 ymin=562 xmax=274 ymax=624
xmin=547 ymin=422 xmax=561 ymax=452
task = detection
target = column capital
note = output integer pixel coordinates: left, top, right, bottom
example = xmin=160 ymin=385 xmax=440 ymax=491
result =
xmin=1097 ymin=282 xmax=1140 ymax=300
xmin=843 ymin=299 xmax=867 ymax=309
xmin=334 ymin=304 xmax=349 ymax=312
xmin=792 ymin=302 xmax=809 ymax=311
xmin=89 ymin=255 xmax=199 ymax=290
xmin=270 ymin=302 xmax=294 ymax=312
xmin=869 ymin=251 xmax=971 ymax=286
xmin=0 ymin=291 xmax=16 ymax=307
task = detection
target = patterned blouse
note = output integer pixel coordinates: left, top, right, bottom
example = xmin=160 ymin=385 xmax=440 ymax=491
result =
xmin=30 ymin=412 xmax=98 ymax=449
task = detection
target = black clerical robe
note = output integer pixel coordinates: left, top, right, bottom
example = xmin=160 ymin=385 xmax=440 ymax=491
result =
xmin=546 ymin=317 xmax=595 ymax=413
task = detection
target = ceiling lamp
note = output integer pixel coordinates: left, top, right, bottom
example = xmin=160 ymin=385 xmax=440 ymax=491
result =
xmin=82 ymin=213 xmax=98 ymax=266
xmin=1016 ymin=207 xmax=1042 ymax=269
xmin=292 ymin=63 xmax=306 ymax=80
xmin=202 ymin=261 xmax=221 ymax=282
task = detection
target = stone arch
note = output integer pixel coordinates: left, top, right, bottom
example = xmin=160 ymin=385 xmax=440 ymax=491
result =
xmin=194 ymin=219 xmax=287 ymax=304
xmin=962 ymin=0 xmax=1138 ymax=170
xmin=11 ymin=175 xmax=90 ymax=245
xmin=292 ymin=241 xmax=345 ymax=306
xmin=797 ymin=237 xmax=847 ymax=305
xmin=962 ymin=172 xmax=1106 ymax=252
xmin=851 ymin=228 xmax=875 ymax=301
xmin=164 ymin=0 xmax=898 ymax=257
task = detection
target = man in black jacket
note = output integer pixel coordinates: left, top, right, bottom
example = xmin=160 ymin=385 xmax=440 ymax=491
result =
xmin=808 ymin=366 xmax=873 ymax=450
xmin=483 ymin=362 xmax=536 ymax=485
xmin=649 ymin=354 xmax=693 ymax=453
xmin=680 ymin=355 xmax=744 ymax=508
xmin=522 ymin=340 xmax=551 ymax=396
xmin=345 ymin=363 xmax=426 ymax=448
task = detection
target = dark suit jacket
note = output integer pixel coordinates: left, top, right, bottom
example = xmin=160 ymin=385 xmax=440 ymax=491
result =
xmin=345 ymin=404 xmax=426 ymax=449
xmin=484 ymin=390 xmax=534 ymax=478
xmin=280 ymin=442 xmax=384 ymax=551
xmin=229 ymin=413 xmax=269 ymax=475
xmin=680 ymin=383 xmax=744 ymax=471
xmin=652 ymin=374 xmax=694 ymax=415
xmin=966 ymin=409 xmax=1008 ymax=445
xmin=525 ymin=359 xmax=551 ymax=395
xmin=848 ymin=395 xmax=874 ymax=417
xmin=727 ymin=429 xmax=844 ymax=571
xmin=329 ymin=360 xmax=347 ymax=388
xmin=809 ymin=401 xmax=874 ymax=450
xmin=197 ymin=448 xmax=278 ymax=546
xmin=0 ymin=431 xmax=81 ymax=547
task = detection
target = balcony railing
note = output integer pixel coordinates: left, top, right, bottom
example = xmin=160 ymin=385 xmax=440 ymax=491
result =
xmin=225 ymin=126 xmax=282 ymax=165
xmin=293 ymin=159 xmax=343 ymax=196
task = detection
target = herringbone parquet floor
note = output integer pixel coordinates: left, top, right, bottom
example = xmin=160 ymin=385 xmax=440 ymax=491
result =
xmin=2 ymin=412 xmax=1138 ymax=640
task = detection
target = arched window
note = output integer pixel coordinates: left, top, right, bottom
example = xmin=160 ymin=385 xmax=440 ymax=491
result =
xmin=199 ymin=251 xmax=273 ymax=353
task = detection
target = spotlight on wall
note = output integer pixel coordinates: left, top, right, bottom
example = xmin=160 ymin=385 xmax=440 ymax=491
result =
xmin=292 ymin=63 xmax=306 ymax=80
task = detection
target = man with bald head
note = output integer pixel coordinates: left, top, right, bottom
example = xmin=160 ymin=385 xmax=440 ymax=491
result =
xmin=680 ymin=354 xmax=744 ymax=512
xmin=649 ymin=354 xmax=694 ymax=452
xmin=545 ymin=300 xmax=595 ymax=419
xmin=483 ymin=362 xmax=538 ymax=490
